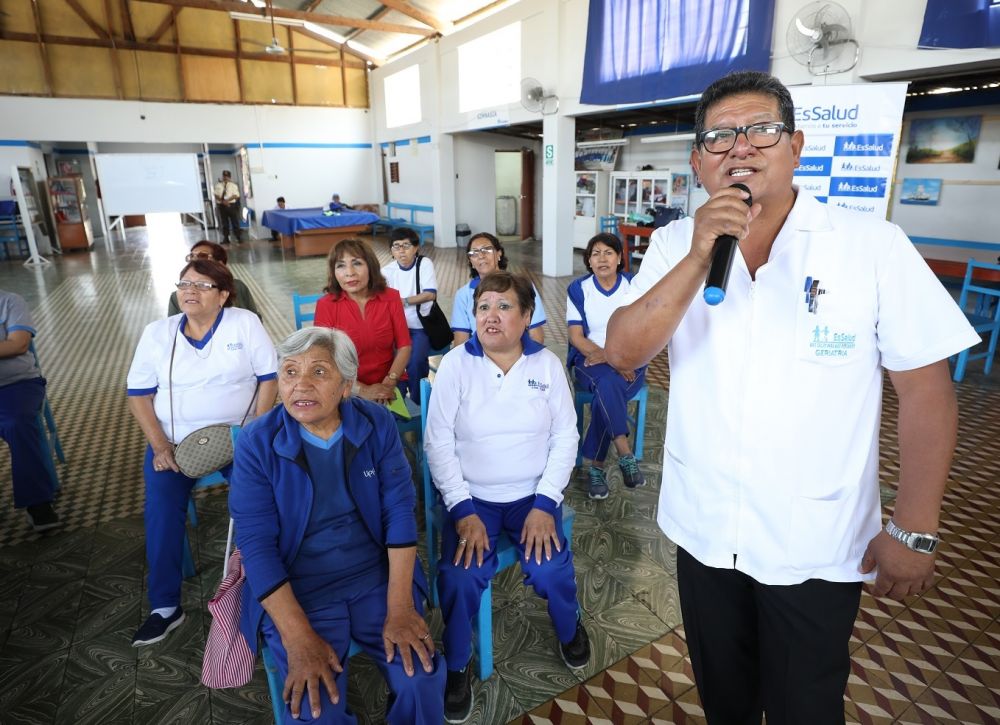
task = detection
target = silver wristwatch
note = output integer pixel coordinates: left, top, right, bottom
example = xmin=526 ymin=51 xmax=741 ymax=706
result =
xmin=885 ymin=519 xmax=939 ymax=554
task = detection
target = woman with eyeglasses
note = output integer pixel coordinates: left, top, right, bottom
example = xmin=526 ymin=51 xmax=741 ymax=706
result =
xmin=167 ymin=241 xmax=260 ymax=319
xmin=566 ymin=233 xmax=646 ymax=500
xmin=381 ymin=227 xmax=439 ymax=404
xmin=315 ymin=238 xmax=412 ymax=404
xmin=450 ymin=232 xmax=547 ymax=347
xmin=126 ymin=259 xmax=277 ymax=647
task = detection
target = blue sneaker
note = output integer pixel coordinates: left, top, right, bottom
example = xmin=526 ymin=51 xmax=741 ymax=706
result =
xmin=588 ymin=466 xmax=610 ymax=500
xmin=132 ymin=607 xmax=185 ymax=647
xmin=619 ymin=454 xmax=645 ymax=488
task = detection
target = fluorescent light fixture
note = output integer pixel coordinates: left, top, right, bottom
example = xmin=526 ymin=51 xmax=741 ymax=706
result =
xmin=577 ymin=139 xmax=628 ymax=148
xmin=303 ymin=21 xmax=346 ymax=44
xmin=639 ymin=132 xmax=696 ymax=144
xmin=230 ymin=11 xmax=304 ymax=27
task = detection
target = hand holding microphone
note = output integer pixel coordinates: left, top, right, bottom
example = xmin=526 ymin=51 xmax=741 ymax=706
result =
xmin=703 ymin=182 xmax=753 ymax=306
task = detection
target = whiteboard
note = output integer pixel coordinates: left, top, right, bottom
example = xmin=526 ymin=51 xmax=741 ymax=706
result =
xmin=94 ymin=153 xmax=203 ymax=215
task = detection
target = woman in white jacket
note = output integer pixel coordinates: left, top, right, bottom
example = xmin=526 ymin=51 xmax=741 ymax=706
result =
xmin=424 ymin=271 xmax=589 ymax=723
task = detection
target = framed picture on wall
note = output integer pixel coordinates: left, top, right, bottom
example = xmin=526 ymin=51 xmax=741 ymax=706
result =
xmin=899 ymin=178 xmax=942 ymax=205
xmin=906 ymin=116 xmax=981 ymax=164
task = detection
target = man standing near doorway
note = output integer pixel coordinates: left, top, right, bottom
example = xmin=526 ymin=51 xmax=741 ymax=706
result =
xmin=213 ymin=170 xmax=241 ymax=244
xmin=606 ymin=70 xmax=978 ymax=725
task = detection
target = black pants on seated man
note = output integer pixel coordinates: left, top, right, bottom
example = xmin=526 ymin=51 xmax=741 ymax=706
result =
xmin=217 ymin=202 xmax=242 ymax=244
xmin=677 ymin=547 xmax=861 ymax=725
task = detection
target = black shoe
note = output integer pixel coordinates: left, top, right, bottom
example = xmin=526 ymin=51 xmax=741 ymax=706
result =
xmin=132 ymin=607 xmax=185 ymax=647
xmin=26 ymin=502 xmax=62 ymax=532
xmin=444 ymin=666 xmax=473 ymax=723
xmin=559 ymin=619 xmax=591 ymax=669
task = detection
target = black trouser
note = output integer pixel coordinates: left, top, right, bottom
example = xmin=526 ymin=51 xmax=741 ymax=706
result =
xmin=677 ymin=546 xmax=861 ymax=725
xmin=217 ymin=202 xmax=241 ymax=242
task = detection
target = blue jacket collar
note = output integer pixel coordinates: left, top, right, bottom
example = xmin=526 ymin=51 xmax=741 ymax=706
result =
xmin=272 ymin=397 xmax=374 ymax=460
xmin=463 ymin=331 xmax=544 ymax=358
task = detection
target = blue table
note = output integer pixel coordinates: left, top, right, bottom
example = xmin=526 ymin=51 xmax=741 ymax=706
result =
xmin=261 ymin=207 xmax=379 ymax=256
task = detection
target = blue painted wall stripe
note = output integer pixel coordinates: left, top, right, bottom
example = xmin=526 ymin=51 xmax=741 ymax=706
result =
xmin=911 ymin=236 xmax=1000 ymax=252
xmin=379 ymin=136 xmax=432 ymax=148
xmin=253 ymin=142 xmax=372 ymax=149
xmin=0 ymin=140 xmax=42 ymax=149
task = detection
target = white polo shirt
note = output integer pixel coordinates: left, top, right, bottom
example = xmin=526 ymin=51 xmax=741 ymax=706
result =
xmin=127 ymin=307 xmax=277 ymax=442
xmin=566 ymin=273 xmax=634 ymax=348
xmin=423 ymin=335 xmax=578 ymax=512
xmin=381 ymin=256 xmax=437 ymax=329
xmin=627 ymin=189 xmax=978 ymax=585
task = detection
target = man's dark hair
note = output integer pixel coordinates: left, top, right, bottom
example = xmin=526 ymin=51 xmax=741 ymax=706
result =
xmin=693 ymin=71 xmax=796 ymax=143
xmin=276 ymin=196 xmax=285 ymax=203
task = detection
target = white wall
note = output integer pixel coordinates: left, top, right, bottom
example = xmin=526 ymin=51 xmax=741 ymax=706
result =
xmin=0 ymin=97 xmax=380 ymax=224
xmin=888 ymin=105 xmax=1000 ymax=262
xmin=453 ymin=132 xmax=543 ymax=239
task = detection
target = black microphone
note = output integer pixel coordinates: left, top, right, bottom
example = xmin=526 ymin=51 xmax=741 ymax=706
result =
xmin=703 ymin=182 xmax=752 ymax=306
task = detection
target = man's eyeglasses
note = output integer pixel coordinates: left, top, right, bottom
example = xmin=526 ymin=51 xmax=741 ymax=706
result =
xmin=390 ymin=242 xmax=414 ymax=251
xmin=185 ymin=252 xmax=215 ymax=262
xmin=698 ymin=122 xmax=788 ymax=154
xmin=175 ymin=280 xmax=218 ymax=291
xmin=467 ymin=247 xmax=497 ymax=258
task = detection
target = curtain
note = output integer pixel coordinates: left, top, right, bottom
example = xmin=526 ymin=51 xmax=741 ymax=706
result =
xmin=581 ymin=0 xmax=775 ymax=105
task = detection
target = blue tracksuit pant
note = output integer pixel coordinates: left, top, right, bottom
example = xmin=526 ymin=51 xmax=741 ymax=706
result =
xmin=143 ymin=445 xmax=231 ymax=608
xmin=437 ymin=495 xmax=579 ymax=671
xmin=573 ymin=363 xmax=645 ymax=463
xmin=401 ymin=327 xmax=430 ymax=404
xmin=261 ymin=582 xmax=446 ymax=724
xmin=0 ymin=378 xmax=58 ymax=509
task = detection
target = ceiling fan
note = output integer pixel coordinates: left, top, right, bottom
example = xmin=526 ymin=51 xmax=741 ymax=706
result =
xmin=237 ymin=0 xmax=343 ymax=56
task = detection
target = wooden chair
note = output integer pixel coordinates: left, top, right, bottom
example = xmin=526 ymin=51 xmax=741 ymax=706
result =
xmin=952 ymin=259 xmax=1000 ymax=382
xmin=419 ymin=378 xmax=575 ymax=680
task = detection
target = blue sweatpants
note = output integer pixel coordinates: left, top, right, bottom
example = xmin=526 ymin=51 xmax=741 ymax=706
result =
xmin=437 ymin=495 xmax=579 ymax=671
xmin=0 ymin=378 xmax=57 ymax=509
xmin=401 ymin=327 xmax=430 ymax=404
xmin=573 ymin=363 xmax=646 ymax=463
xmin=142 ymin=445 xmax=231 ymax=608
xmin=261 ymin=582 xmax=446 ymax=724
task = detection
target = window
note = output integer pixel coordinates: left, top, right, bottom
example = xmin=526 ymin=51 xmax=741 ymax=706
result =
xmin=384 ymin=65 xmax=422 ymax=128
xmin=458 ymin=22 xmax=521 ymax=113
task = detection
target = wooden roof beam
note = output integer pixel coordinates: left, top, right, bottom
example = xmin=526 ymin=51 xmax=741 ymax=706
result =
xmin=64 ymin=0 xmax=113 ymax=40
xmin=147 ymin=7 xmax=179 ymax=42
xmin=378 ymin=0 xmax=451 ymax=34
xmin=136 ymin=0 xmax=435 ymax=36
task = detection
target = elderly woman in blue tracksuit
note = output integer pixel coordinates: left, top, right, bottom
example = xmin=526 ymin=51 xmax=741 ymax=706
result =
xmin=230 ymin=327 xmax=445 ymax=724
xmin=425 ymin=272 xmax=589 ymax=724
xmin=567 ymin=233 xmax=646 ymax=500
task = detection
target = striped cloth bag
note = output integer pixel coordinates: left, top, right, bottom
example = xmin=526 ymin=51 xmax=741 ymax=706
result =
xmin=201 ymin=548 xmax=256 ymax=688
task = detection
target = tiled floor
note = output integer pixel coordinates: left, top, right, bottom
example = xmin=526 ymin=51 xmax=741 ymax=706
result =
xmin=0 ymin=218 xmax=998 ymax=724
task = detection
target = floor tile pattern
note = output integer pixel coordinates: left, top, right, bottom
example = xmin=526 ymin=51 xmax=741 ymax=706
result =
xmin=0 ymin=225 xmax=997 ymax=724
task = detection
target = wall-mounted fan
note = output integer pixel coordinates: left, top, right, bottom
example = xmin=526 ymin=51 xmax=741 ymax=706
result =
xmin=520 ymin=78 xmax=559 ymax=115
xmin=786 ymin=1 xmax=860 ymax=76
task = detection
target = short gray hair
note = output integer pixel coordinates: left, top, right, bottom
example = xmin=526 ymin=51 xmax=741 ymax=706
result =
xmin=276 ymin=327 xmax=359 ymax=382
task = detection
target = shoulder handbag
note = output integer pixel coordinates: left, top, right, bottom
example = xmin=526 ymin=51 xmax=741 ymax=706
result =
xmin=414 ymin=256 xmax=453 ymax=350
xmin=201 ymin=547 xmax=256 ymax=688
xmin=168 ymin=320 xmax=259 ymax=479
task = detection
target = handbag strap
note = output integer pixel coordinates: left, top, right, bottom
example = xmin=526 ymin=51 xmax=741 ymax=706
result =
xmin=415 ymin=254 xmax=423 ymax=294
xmin=167 ymin=317 xmax=259 ymax=446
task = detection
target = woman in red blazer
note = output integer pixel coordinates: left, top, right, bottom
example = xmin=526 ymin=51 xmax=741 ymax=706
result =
xmin=314 ymin=238 xmax=411 ymax=402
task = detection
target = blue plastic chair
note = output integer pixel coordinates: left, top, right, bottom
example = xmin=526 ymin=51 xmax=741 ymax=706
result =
xmin=572 ymin=381 xmax=649 ymax=467
xmin=292 ymin=292 xmax=324 ymax=330
xmin=952 ymin=259 xmax=1000 ymax=382
xmin=419 ymin=378 xmax=575 ymax=680
xmin=599 ymin=215 xmax=619 ymax=237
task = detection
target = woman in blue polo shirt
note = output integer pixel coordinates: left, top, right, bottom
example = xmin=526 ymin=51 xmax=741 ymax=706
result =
xmin=566 ymin=233 xmax=646 ymax=499
xmin=450 ymin=232 xmax=546 ymax=347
